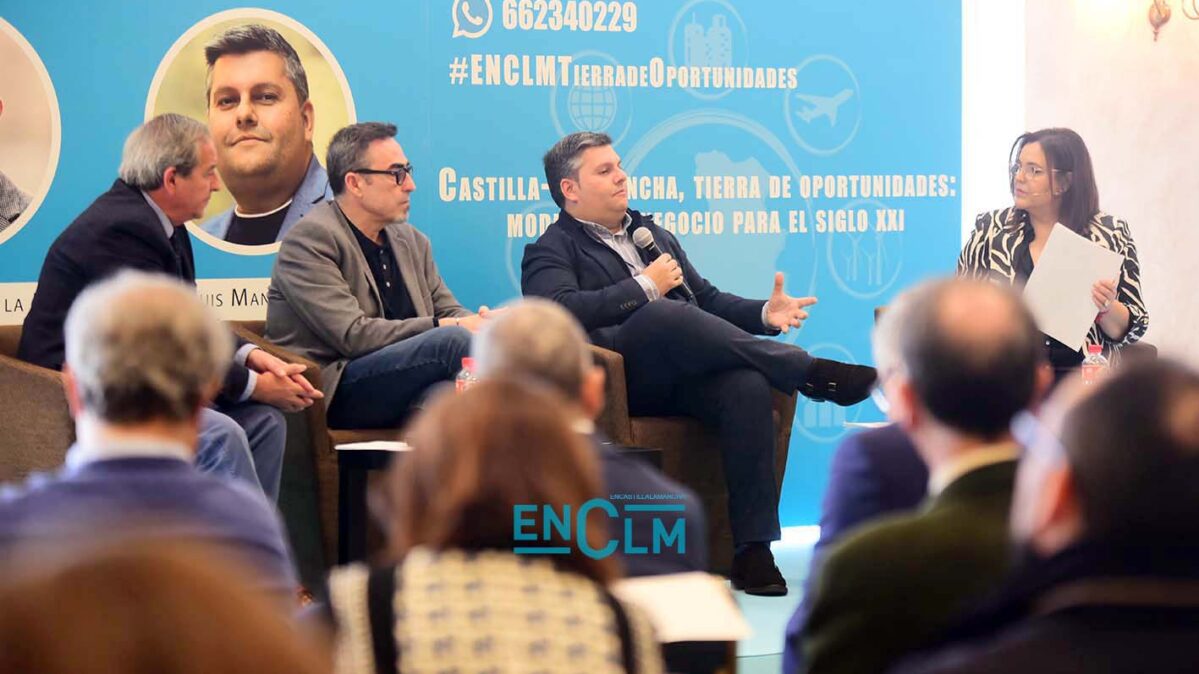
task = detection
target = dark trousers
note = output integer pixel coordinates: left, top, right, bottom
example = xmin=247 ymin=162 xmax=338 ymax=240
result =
xmin=612 ymin=300 xmax=813 ymax=545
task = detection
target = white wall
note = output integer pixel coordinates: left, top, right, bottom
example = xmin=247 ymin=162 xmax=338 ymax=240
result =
xmin=962 ymin=1 xmax=1025 ymax=243
xmin=1024 ymin=0 xmax=1198 ymax=360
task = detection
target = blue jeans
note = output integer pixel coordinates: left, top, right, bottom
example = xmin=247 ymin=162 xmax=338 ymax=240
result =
xmin=195 ymin=403 xmax=287 ymax=502
xmin=327 ymin=326 xmax=472 ymax=429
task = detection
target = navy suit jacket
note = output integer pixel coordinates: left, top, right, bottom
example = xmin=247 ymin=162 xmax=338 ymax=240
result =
xmin=784 ymin=424 xmax=928 ymax=674
xmin=522 ymin=209 xmax=771 ymax=349
xmin=0 ymin=455 xmax=296 ymax=599
xmin=17 ymin=179 xmax=251 ymax=401
xmin=592 ymin=432 xmax=709 ymax=576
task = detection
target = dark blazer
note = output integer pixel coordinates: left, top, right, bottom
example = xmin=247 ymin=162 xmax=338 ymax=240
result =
xmin=801 ymin=459 xmax=1018 ymax=674
xmin=592 ymin=432 xmax=708 ymax=576
xmin=521 ymin=209 xmax=770 ymax=349
xmin=17 ymin=180 xmax=250 ymax=401
xmin=815 ymin=424 xmax=929 ymax=557
xmin=894 ymin=543 xmax=1199 ymax=674
xmin=785 ymin=424 xmax=929 ymax=674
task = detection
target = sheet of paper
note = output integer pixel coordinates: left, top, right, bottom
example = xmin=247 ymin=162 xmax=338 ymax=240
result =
xmin=844 ymin=421 xmax=889 ymax=430
xmin=333 ymin=441 xmax=411 ymax=452
xmin=1023 ymin=224 xmax=1123 ymax=350
xmin=612 ymin=572 xmax=751 ymax=643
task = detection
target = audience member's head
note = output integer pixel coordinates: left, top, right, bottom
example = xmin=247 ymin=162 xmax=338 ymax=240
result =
xmin=118 ymin=113 xmax=220 ymax=224
xmin=63 ymin=270 xmax=231 ymax=434
xmin=0 ymin=543 xmax=330 ymax=674
xmin=204 ymin=24 xmax=314 ymax=209
xmin=378 ymin=379 xmax=617 ymax=583
xmin=1011 ymin=360 xmax=1199 ymax=557
xmin=873 ymin=278 xmax=1045 ymax=459
xmin=326 ymin=122 xmax=415 ymax=228
xmin=472 ymin=297 xmax=605 ymax=419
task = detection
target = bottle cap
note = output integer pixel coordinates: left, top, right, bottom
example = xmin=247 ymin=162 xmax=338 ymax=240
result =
xmin=1087 ymin=344 xmax=1102 ymax=355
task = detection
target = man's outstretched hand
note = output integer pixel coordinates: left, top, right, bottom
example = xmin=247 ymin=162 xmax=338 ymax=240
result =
xmin=764 ymin=272 xmax=817 ymax=333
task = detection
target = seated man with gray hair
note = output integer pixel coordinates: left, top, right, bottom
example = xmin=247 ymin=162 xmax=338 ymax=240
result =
xmin=472 ymin=297 xmax=708 ymax=576
xmin=18 ymin=113 xmax=319 ymax=499
xmin=0 ymin=271 xmax=298 ymax=601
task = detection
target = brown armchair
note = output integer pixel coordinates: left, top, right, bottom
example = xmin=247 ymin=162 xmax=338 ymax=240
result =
xmin=589 ymin=345 xmax=798 ymax=574
xmin=0 ymin=325 xmax=73 ymax=483
xmin=231 ymin=321 xmax=402 ymax=568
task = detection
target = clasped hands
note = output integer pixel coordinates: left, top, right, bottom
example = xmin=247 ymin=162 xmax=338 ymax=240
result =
xmin=443 ymin=305 xmax=503 ymax=333
xmin=247 ymin=348 xmax=322 ymax=413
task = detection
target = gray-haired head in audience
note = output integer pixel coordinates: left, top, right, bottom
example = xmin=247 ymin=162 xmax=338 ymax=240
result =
xmin=471 ymin=298 xmax=600 ymax=410
xmin=65 ymin=270 xmax=231 ymax=424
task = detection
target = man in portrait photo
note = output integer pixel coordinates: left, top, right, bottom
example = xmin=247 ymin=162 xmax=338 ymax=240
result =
xmin=201 ymin=24 xmax=331 ymax=246
xmin=0 ymin=98 xmax=33 ymax=233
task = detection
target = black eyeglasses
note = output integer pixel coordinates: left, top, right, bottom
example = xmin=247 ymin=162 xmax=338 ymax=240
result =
xmin=351 ymin=163 xmax=413 ymax=185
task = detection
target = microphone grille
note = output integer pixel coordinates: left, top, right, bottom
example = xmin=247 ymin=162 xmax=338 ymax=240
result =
xmin=631 ymin=227 xmax=654 ymax=249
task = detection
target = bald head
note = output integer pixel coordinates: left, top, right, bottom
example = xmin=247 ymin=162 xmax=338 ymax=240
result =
xmin=472 ymin=299 xmax=593 ymax=403
xmin=874 ymin=278 xmax=1041 ymax=438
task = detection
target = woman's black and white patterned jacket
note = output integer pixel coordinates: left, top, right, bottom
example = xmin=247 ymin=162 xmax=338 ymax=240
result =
xmin=957 ymin=207 xmax=1149 ymax=359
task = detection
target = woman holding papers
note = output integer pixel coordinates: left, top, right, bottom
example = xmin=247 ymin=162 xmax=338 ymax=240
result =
xmin=327 ymin=380 xmax=664 ymax=674
xmin=958 ymin=127 xmax=1148 ymax=379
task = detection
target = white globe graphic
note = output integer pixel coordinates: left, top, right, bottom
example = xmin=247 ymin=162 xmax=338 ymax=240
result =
xmin=567 ymin=85 xmax=618 ymax=132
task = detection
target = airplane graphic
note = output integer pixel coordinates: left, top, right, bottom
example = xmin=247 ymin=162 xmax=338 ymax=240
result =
xmin=794 ymin=89 xmax=854 ymax=125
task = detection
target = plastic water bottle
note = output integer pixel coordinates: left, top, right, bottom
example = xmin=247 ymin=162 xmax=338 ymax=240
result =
xmin=1080 ymin=344 xmax=1109 ymax=385
xmin=455 ymin=357 xmax=478 ymax=393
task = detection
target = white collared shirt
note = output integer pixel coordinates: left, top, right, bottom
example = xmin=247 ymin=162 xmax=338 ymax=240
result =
xmin=66 ymin=436 xmax=192 ymax=469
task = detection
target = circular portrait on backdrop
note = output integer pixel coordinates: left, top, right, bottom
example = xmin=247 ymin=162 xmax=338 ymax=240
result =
xmin=146 ymin=9 xmax=355 ymax=255
xmin=0 ymin=18 xmax=62 ymax=246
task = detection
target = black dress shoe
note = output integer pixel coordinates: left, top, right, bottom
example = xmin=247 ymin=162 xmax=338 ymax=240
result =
xmin=730 ymin=544 xmax=788 ymax=597
xmin=801 ymin=358 xmax=877 ymax=406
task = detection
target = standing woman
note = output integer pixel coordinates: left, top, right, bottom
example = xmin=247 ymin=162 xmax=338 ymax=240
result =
xmin=958 ymin=128 xmax=1149 ymax=379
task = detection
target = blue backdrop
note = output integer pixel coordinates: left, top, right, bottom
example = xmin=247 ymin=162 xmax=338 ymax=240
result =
xmin=0 ymin=0 xmax=961 ymax=526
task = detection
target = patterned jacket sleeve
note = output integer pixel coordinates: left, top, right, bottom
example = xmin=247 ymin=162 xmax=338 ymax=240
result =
xmin=957 ymin=210 xmax=995 ymax=279
xmin=1109 ymin=217 xmax=1149 ymax=347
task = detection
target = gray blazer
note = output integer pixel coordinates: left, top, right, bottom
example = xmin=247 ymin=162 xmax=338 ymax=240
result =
xmin=265 ymin=200 xmax=470 ymax=404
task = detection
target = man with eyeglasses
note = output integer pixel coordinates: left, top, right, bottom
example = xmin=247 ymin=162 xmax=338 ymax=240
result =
xmin=789 ymin=277 xmax=1051 ymax=674
xmin=266 ymin=122 xmax=483 ymax=429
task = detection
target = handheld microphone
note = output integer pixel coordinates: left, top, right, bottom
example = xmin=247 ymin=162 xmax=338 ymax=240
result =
xmin=632 ymin=224 xmax=696 ymax=302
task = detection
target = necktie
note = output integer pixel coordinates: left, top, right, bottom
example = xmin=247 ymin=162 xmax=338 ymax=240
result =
xmin=168 ymin=227 xmax=194 ymax=281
